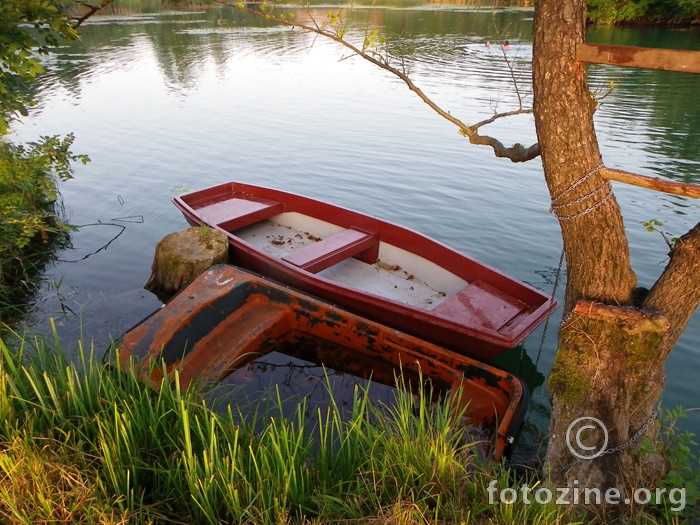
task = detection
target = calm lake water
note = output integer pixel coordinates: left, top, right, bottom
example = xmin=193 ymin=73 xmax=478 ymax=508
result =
xmin=11 ymin=5 xmax=700 ymax=453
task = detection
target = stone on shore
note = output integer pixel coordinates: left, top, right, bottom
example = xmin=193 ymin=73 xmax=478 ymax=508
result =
xmin=145 ymin=226 xmax=228 ymax=300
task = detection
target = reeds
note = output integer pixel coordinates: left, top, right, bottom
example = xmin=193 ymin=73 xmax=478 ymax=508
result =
xmin=0 ymin=327 xmax=579 ymax=524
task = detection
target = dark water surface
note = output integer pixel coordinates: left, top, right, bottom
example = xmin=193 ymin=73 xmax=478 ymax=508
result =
xmin=11 ymin=5 xmax=700 ymax=452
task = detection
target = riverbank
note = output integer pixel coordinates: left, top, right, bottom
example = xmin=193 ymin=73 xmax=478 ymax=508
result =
xmin=0 ymin=330 xmax=562 ymax=523
xmin=0 ymin=329 xmax=695 ymax=523
xmin=95 ymin=0 xmax=698 ymax=25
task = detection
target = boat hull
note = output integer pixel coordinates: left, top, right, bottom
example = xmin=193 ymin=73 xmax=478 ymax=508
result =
xmin=119 ymin=264 xmax=529 ymax=460
xmin=173 ymin=181 xmax=558 ymax=360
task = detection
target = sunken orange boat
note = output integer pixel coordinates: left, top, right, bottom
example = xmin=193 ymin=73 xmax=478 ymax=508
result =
xmin=119 ymin=265 xmax=529 ymax=459
xmin=173 ymin=181 xmax=558 ymax=361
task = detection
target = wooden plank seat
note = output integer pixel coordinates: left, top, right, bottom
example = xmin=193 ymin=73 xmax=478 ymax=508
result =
xmin=431 ymin=280 xmax=528 ymax=331
xmin=282 ymin=227 xmax=379 ymax=273
xmin=197 ymin=196 xmax=284 ymax=232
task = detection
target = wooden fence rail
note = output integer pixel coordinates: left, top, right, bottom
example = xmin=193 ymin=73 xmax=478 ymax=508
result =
xmin=576 ymin=43 xmax=700 ymax=198
xmin=577 ymin=43 xmax=700 ymax=74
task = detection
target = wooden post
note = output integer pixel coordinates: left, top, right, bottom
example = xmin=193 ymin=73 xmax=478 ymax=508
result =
xmin=145 ymin=226 xmax=228 ymax=300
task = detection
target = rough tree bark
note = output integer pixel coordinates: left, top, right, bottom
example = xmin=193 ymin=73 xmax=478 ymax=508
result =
xmin=534 ymin=0 xmax=700 ymax=509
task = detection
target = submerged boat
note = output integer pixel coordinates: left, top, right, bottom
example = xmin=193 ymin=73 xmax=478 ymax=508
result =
xmin=119 ymin=265 xmax=529 ymax=460
xmin=173 ymin=181 xmax=558 ymax=360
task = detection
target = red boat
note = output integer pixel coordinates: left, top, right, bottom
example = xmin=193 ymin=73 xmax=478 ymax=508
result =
xmin=173 ymin=182 xmax=558 ymax=360
xmin=119 ymin=265 xmax=529 ymax=460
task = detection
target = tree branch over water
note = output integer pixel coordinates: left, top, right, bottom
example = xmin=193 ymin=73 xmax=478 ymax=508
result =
xmin=220 ymin=1 xmax=541 ymax=163
xmin=73 ymin=0 xmax=119 ymax=27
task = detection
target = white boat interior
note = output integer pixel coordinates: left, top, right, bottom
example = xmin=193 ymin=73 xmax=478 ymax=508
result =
xmin=234 ymin=212 xmax=468 ymax=311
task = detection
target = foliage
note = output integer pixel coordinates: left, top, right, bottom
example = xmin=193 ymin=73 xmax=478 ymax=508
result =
xmin=641 ymin=218 xmax=679 ymax=251
xmin=587 ymin=0 xmax=700 ymax=24
xmin=631 ymin=407 xmax=700 ymax=521
xmin=0 ymin=135 xmax=88 ymax=324
xmin=657 ymin=407 xmax=700 ymax=519
xmin=0 ymin=331 xmax=583 ymax=524
xmin=0 ymin=0 xmax=81 ymax=135
xmin=0 ymin=330 xmax=694 ymax=523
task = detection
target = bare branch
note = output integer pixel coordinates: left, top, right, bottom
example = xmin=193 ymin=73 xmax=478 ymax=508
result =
xmin=73 ymin=0 xmax=118 ymax=27
xmin=498 ymin=45 xmax=531 ymax=110
xmin=471 ymin=108 xmax=533 ymax=131
xmin=220 ymin=0 xmax=540 ymax=163
xmin=467 ymin=134 xmax=540 ymax=162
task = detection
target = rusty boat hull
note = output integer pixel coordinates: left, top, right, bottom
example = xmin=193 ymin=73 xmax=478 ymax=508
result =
xmin=173 ymin=182 xmax=558 ymax=361
xmin=119 ymin=265 xmax=529 ymax=460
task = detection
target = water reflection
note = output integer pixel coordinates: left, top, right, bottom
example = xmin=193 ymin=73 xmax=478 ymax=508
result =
xmin=38 ymin=6 xmax=698 ymax=185
xmin=207 ymin=334 xmax=455 ymax=438
xmin=587 ymin=65 xmax=700 ymax=182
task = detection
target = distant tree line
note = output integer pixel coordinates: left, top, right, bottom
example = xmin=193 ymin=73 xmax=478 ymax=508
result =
xmin=587 ymin=0 xmax=700 ymax=24
xmin=86 ymin=0 xmax=700 ymax=25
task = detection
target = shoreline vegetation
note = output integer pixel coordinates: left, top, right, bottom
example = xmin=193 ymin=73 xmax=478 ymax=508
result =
xmin=0 ymin=136 xmax=88 ymax=325
xmin=0 ymin=1 xmax=88 ymax=325
xmin=94 ymin=0 xmax=700 ymax=26
xmin=0 ymin=331 xmax=555 ymax=524
xmin=0 ymin=331 xmax=695 ymax=523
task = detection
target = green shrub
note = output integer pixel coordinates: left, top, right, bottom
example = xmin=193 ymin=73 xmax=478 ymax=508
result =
xmin=0 ymin=134 xmax=88 ymax=323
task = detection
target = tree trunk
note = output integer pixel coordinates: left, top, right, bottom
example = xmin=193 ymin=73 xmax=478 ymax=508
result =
xmin=534 ymin=0 xmax=700 ymax=513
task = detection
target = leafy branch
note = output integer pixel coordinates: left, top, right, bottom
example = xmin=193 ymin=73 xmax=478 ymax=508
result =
xmin=220 ymin=0 xmax=540 ymax=163
xmin=641 ymin=219 xmax=679 ymax=252
xmin=0 ymin=0 xmax=118 ymax=133
xmin=590 ymin=77 xmax=621 ymax=109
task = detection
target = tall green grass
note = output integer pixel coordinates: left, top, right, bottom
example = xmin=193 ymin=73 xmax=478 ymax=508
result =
xmin=0 ymin=327 xmax=589 ymax=524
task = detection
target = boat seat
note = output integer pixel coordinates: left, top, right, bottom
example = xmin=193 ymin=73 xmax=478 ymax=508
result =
xmin=431 ymin=280 xmax=528 ymax=331
xmin=282 ymin=227 xmax=379 ymax=273
xmin=178 ymin=294 xmax=292 ymax=387
xmin=197 ymin=196 xmax=284 ymax=232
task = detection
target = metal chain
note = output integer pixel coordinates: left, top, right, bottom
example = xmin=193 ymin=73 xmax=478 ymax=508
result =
xmin=554 ymin=189 xmax=614 ymax=222
xmin=549 ymin=162 xmax=604 ymax=210
xmin=558 ymin=310 xmax=578 ymax=331
xmin=553 ymin=413 xmax=656 ymax=474
xmin=530 ymin=248 xmax=565 ymax=369
xmin=603 ymin=414 xmax=656 ymax=455
xmin=550 ymin=180 xmax=611 ymax=213
xmin=548 ymin=163 xmax=613 ymax=221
